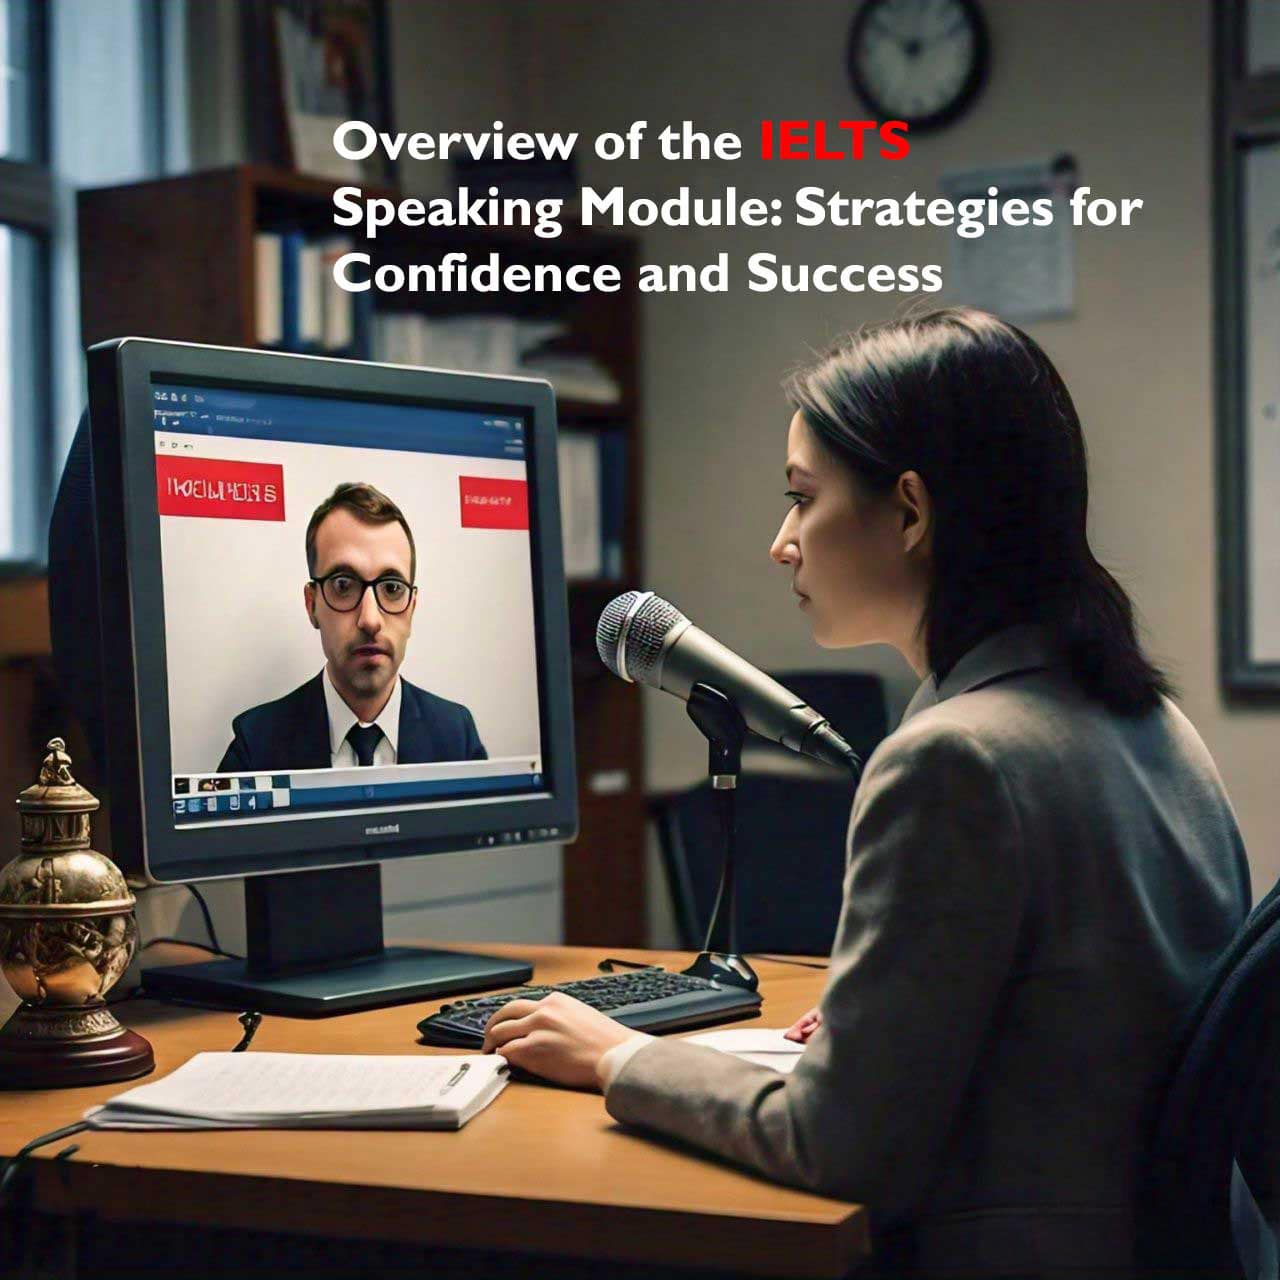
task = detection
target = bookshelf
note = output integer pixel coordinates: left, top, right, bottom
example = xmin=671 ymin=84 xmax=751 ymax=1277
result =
xmin=77 ymin=164 xmax=647 ymax=946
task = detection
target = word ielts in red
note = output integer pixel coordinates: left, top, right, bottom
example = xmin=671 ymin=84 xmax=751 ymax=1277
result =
xmin=759 ymin=120 xmax=909 ymax=161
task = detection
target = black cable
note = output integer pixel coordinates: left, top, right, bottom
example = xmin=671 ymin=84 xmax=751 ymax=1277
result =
xmin=0 ymin=1121 xmax=89 ymax=1207
xmin=596 ymin=958 xmax=662 ymax=973
xmin=0 ymin=1005 xmax=265 ymax=1213
xmin=185 ymin=884 xmax=222 ymax=954
xmin=141 ymin=935 xmax=242 ymax=961
xmin=233 ymin=1011 xmax=263 ymax=1051
xmin=748 ymin=954 xmax=830 ymax=970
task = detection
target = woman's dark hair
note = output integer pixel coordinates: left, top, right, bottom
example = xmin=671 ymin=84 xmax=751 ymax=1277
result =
xmin=783 ymin=306 xmax=1172 ymax=715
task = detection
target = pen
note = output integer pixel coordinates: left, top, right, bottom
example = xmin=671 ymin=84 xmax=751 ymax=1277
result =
xmin=441 ymin=1062 xmax=470 ymax=1093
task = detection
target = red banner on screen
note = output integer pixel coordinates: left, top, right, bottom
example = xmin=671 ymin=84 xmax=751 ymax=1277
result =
xmin=156 ymin=456 xmax=286 ymax=522
xmin=459 ymin=477 xmax=529 ymax=530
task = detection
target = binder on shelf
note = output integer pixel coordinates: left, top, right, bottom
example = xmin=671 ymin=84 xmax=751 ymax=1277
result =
xmin=279 ymin=229 xmax=305 ymax=352
xmin=253 ymin=232 xmax=284 ymax=346
xmin=319 ymin=236 xmax=355 ymax=352
xmin=558 ymin=433 xmax=602 ymax=581
xmin=351 ymin=289 xmax=374 ymax=361
xmin=298 ymin=241 xmax=325 ymax=350
xmin=599 ymin=430 xmax=627 ymax=581
xmin=558 ymin=429 xmax=628 ymax=582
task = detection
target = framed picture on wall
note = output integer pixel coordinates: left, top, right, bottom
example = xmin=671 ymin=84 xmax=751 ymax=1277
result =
xmin=1225 ymin=139 xmax=1280 ymax=682
xmin=243 ymin=0 xmax=395 ymax=187
xmin=1217 ymin=1 xmax=1280 ymax=695
xmin=1248 ymin=0 xmax=1280 ymax=74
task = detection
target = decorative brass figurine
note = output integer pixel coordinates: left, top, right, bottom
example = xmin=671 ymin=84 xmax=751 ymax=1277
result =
xmin=0 ymin=739 xmax=154 ymax=1087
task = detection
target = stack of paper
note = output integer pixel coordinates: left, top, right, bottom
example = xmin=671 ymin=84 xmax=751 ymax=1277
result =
xmin=684 ymin=1028 xmax=807 ymax=1074
xmin=371 ymin=314 xmax=568 ymax=376
xmin=84 ymin=1052 xmax=509 ymax=1131
xmin=520 ymin=351 xmax=622 ymax=404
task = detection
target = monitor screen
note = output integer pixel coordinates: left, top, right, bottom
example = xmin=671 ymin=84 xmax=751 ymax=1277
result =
xmin=88 ymin=340 xmax=577 ymax=884
xmin=153 ymin=381 xmax=543 ymax=827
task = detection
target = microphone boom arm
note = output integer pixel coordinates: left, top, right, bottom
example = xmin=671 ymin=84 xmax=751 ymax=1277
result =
xmin=680 ymin=683 xmax=758 ymax=993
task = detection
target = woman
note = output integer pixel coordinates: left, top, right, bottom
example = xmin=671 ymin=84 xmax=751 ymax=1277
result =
xmin=482 ymin=307 xmax=1251 ymax=1275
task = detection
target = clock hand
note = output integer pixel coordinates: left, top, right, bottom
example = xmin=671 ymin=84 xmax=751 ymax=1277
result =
xmin=869 ymin=12 xmax=914 ymax=51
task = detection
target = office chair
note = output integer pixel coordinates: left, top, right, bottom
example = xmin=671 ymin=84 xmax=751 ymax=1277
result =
xmin=1139 ymin=876 xmax=1280 ymax=1278
xmin=651 ymin=671 xmax=887 ymax=956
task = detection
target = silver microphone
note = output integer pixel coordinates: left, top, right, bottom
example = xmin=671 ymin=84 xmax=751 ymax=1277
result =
xmin=596 ymin=590 xmax=862 ymax=774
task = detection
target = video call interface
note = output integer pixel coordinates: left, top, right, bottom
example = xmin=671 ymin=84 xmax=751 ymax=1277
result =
xmin=151 ymin=379 xmax=548 ymax=831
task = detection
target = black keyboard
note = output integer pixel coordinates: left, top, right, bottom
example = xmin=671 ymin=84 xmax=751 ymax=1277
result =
xmin=417 ymin=968 xmax=762 ymax=1048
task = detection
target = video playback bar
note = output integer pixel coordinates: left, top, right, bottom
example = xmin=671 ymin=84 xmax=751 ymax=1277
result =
xmin=172 ymin=769 xmax=542 ymax=823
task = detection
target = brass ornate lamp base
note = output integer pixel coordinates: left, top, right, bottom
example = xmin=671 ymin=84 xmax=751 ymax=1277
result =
xmin=0 ymin=740 xmax=155 ymax=1090
xmin=0 ymin=1002 xmax=154 ymax=1089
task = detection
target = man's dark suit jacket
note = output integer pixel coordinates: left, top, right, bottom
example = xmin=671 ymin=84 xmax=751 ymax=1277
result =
xmin=217 ymin=673 xmax=486 ymax=773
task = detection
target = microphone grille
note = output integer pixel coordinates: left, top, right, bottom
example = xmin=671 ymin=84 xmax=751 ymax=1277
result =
xmin=596 ymin=591 xmax=688 ymax=685
xmin=595 ymin=592 xmax=640 ymax=676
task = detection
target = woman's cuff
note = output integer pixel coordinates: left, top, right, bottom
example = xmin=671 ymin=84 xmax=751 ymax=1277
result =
xmin=597 ymin=1032 xmax=655 ymax=1092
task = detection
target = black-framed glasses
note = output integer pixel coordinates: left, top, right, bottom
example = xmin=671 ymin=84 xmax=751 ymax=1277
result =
xmin=311 ymin=572 xmax=416 ymax=615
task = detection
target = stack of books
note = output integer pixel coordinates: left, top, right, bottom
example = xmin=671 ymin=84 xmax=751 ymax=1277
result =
xmin=371 ymin=314 xmax=622 ymax=407
xmin=371 ymin=313 xmax=565 ymax=378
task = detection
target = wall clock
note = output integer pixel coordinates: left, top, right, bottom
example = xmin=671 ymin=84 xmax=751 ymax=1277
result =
xmin=847 ymin=0 xmax=990 ymax=133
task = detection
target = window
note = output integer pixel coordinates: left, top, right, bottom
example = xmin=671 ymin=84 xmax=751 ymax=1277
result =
xmin=0 ymin=0 xmax=50 ymax=568
xmin=0 ymin=0 xmax=187 ymax=571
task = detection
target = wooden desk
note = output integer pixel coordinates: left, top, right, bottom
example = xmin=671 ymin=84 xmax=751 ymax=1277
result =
xmin=1 ymin=945 xmax=866 ymax=1278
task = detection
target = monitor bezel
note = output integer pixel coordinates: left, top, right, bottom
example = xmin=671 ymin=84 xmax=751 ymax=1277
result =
xmin=88 ymin=337 xmax=578 ymax=885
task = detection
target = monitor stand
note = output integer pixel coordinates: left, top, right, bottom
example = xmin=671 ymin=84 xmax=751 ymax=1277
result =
xmin=141 ymin=864 xmax=534 ymax=1017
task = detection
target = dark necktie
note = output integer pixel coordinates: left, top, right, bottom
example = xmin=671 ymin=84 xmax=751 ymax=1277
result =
xmin=346 ymin=724 xmax=383 ymax=767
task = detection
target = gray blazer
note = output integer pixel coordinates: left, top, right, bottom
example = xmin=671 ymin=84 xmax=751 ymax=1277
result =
xmin=606 ymin=626 xmax=1251 ymax=1275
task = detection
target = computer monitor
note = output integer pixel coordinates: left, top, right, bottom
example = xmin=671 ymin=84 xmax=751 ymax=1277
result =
xmin=85 ymin=338 xmax=578 ymax=1015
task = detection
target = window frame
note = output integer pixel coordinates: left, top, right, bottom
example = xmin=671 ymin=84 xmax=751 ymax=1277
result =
xmin=0 ymin=0 xmax=52 ymax=575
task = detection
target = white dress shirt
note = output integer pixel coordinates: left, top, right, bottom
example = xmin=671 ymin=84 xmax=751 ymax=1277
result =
xmin=322 ymin=667 xmax=401 ymax=768
xmin=597 ymin=1032 xmax=654 ymax=1092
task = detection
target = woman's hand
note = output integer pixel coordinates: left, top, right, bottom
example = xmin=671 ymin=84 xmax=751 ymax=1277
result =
xmin=784 ymin=1005 xmax=822 ymax=1043
xmin=481 ymin=992 xmax=636 ymax=1090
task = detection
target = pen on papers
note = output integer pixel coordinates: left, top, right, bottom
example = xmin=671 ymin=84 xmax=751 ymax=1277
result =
xmin=441 ymin=1062 xmax=470 ymax=1093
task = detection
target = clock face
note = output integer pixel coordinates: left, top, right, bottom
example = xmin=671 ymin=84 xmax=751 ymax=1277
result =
xmin=847 ymin=0 xmax=989 ymax=133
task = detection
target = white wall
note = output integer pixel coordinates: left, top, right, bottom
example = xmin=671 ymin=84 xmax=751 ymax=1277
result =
xmin=390 ymin=1 xmax=1280 ymax=948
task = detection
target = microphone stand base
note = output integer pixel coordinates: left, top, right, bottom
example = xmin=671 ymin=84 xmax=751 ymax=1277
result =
xmin=682 ymin=950 xmax=759 ymax=991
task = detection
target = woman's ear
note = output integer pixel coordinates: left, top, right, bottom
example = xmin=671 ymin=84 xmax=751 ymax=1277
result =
xmin=896 ymin=470 xmax=933 ymax=556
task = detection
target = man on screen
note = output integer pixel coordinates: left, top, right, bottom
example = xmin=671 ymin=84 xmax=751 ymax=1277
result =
xmin=218 ymin=483 xmax=486 ymax=772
